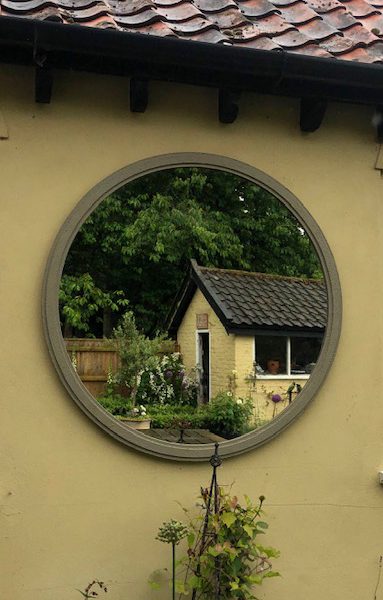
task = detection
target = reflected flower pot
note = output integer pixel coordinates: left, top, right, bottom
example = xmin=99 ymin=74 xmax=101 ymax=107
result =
xmin=267 ymin=359 xmax=280 ymax=375
xmin=120 ymin=418 xmax=152 ymax=430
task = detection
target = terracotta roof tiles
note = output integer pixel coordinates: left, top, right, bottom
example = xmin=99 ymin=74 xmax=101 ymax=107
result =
xmin=2 ymin=0 xmax=383 ymax=63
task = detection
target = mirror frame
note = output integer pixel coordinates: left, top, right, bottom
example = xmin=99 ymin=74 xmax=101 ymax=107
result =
xmin=43 ymin=153 xmax=342 ymax=461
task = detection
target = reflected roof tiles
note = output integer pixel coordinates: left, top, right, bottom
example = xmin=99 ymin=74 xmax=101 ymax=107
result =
xmin=197 ymin=266 xmax=327 ymax=331
xmin=169 ymin=262 xmax=328 ymax=334
xmin=2 ymin=0 xmax=383 ymax=63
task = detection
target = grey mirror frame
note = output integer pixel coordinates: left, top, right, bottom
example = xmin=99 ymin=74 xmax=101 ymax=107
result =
xmin=43 ymin=153 xmax=342 ymax=461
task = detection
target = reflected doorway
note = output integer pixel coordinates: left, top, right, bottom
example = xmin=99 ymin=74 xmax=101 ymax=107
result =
xmin=197 ymin=331 xmax=210 ymax=404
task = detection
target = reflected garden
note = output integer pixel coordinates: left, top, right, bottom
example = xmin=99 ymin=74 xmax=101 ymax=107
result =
xmin=60 ymin=168 xmax=327 ymax=444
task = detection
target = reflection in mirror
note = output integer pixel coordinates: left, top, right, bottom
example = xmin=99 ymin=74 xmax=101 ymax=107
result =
xmin=60 ymin=168 xmax=327 ymax=444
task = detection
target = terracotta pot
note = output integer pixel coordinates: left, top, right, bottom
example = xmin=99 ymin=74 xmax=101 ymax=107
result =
xmin=120 ymin=418 xmax=151 ymax=430
xmin=266 ymin=359 xmax=280 ymax=375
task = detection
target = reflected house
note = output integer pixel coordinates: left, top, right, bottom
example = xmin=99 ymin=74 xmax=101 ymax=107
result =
xmin=168 ymin=260 xmax=327 ymax=420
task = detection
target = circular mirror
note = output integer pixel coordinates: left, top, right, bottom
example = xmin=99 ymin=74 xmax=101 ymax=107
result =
xmin=43 ymin=154 xmax=341 ymax=461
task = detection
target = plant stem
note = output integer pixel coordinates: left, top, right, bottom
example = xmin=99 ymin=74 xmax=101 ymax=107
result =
xmin=172 ymin=542 xmax=176 ymax=600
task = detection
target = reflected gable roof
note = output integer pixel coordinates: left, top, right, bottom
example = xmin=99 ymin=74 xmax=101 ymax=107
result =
xmin=168 ymin=260 xmax=327 ymax=335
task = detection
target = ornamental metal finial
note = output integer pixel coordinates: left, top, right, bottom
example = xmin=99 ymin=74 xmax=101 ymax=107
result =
xmin=209 ymin=443 xmax=222 ymax=468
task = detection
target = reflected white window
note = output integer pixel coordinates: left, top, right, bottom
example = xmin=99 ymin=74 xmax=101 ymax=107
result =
xmin=255 ymin=334 xmax=323 ymax=377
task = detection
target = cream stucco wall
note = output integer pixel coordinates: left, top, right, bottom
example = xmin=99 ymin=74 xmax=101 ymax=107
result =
xmin=252 ymin=378 xmax=308 ymax=423
xmin=1 ymin=64 xmax=383 ymax=600
xmin=233 ymin=335 xmax=254 ymax=398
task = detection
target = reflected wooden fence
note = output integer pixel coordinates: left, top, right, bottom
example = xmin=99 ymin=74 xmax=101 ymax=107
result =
xmin=64 ymin=338 xmax=179 ymax=397
xmin=65 ymin=338 xmax=119 ymax=397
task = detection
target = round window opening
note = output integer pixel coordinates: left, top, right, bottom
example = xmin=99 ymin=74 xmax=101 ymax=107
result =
xmin=43 ymin=154 xmax=341 ymax=461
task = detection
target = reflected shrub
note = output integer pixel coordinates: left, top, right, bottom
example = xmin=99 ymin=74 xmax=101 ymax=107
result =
xmin=148 ymin=404 xmax=207 ymax=429
xmin=136 ymin=353 xmax=198 ymax=407
xmin=106 ymin=310 xmax=198 ymax=409
xmin=112 ymin=310 xmax=167 ymax=403
xmin=98 ymin=391 xmax=254 ymax=440
xmin=205 ymin=392 xmax=253 ymax=439
xmin=149 ymin=393 xmax=254 ymax=438
xmin=97 ymin=393 xmax=132 ymax=417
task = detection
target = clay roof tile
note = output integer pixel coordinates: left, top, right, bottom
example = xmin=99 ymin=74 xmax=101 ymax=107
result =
xmin=277 ymin=1 xmax=319 ymax=23
xmin=2 ymin=0 xmax=383 ymax=63
xmin=320 ymin=8 xmax=359 ymax=30
xmin=296 ymin=16 xmax=339 ymax=38
xmin=341 ymin=0 xmax=379 ymax=18
xmin=238 ymin=0 xmax=280 ymax=18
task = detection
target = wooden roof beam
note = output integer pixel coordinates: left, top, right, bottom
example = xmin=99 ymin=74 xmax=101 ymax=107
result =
xmin=300 ymin=97 xmax=327 ymax=132
xmin=218 ymin=89 xmax=240 ymax=124
xmin=130 ymin=78 xmax=148 ymax=113
xmin=35 ymin=55 xmax=53 ymax=104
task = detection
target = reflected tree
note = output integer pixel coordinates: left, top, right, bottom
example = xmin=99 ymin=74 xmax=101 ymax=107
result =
xmin=62 ymin=168 xmax=322 ymax=336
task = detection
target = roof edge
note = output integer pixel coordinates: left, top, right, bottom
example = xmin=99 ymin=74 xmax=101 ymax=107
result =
xmin=190 ymin=260 xmax=235 ymax=334
xmin=169 ymin=260 xmax=327 ymax=335
xmin=198 ymin=264 xmax=325 ymax=285
xmin=1 ymin=16 xmax=383 ymax=106
xmin=166 ymin=266 xmax=197 ymax=338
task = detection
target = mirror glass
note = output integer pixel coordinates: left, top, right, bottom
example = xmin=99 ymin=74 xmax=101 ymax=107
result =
xmin=60 ymin=167 xmax=327 ymax=444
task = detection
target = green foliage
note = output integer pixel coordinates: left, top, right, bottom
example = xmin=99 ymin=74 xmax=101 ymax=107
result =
xmin=97 ymin=393 xmax=132 ymax=417
xmin=156 ymin=520 xmax=189 ymax=545
xmin=63 ymin=168 xmax=322 ymax=336
xmin=106 ymin=310 xmax=197 ymax=409
xmin=153 ymin=489 xmax=280 ymax=600
xmin=99 ymin=378 xmax=254 ymax=438
xmin=59 ymin=273 xmax=128 ymax=335
xmin=147 ymin=405 xmax=207 ymax=429
xmin=136 ymin=353 xmax=198 ymax=407
xmin=205 ymin=392 xmax=254 ymax=439
xmin=183 ymin=489 xmax=280 ymax=599
xmin=112 ymin=311 xmax=167 ymax=402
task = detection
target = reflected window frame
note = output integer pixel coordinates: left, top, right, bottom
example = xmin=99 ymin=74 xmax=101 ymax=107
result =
xmin=254 ymin=333 xmax=324 ymax=380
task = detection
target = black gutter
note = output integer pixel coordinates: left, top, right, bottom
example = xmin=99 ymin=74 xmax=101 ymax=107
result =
xmin=227 ymin=326 xmax=325 ymax=336
xmin=1 ymin=16 xmax=383 ymax=105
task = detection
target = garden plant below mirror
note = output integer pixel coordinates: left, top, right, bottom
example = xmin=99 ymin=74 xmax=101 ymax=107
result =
xmin=150 ymin=446 xmax=280 ymax=599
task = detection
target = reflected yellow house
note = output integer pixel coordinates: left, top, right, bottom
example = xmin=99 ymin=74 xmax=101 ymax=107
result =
xmin=169 ymin=260 xmax=327 ymax=421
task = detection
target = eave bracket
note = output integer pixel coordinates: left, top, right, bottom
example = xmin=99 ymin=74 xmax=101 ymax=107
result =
xmin=130 ymin=78 xmax=148 ymax=113
xmin=218 ymin=89 xmax=240 ymax=124
xmin=300 ymin=98 xmax=327 ymax=133
xmin=373 ymin=107 xmax=383 ymax=143
xmin=34 ymin=53 xmax=53 ymax=104
xmin=0 ymin=109 xmax=9 ymax=139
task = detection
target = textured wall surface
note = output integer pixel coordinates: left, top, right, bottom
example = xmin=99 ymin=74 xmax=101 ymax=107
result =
xmin=1 ymin=64 xmax=383 ymax=600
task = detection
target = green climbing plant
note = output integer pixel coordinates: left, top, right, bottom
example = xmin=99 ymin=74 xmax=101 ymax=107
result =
xmin=152 ymin=487 xmax=280 ymax=599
